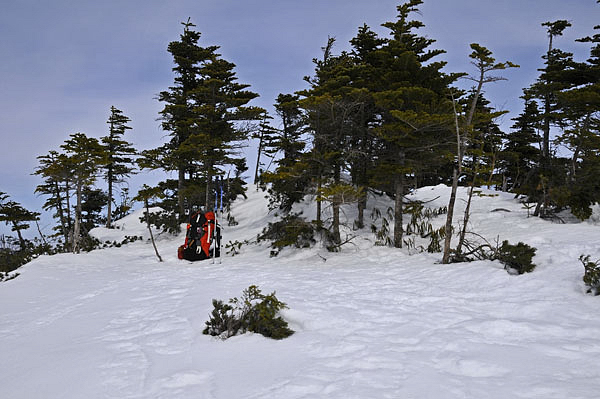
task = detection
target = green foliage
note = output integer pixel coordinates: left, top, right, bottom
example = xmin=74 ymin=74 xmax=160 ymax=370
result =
xmin=203 ymin=285 xmax=294 ymax=340
xmin=224 ymin=239 xmax=252 ymax=257
xmin=140 ymin=209 xmax=180 ymax=235
xmin=0 ymin=271 xmax=20 ymax=282
xmin=580 ymin=255 xmax=600 ymax=296
xmin=370 ymin=206 xmax=394 ymax=247
xmin=258 ymin=213 xmax=316 ymax=257
xmin=101 ymin=235 xmax=143 ymax=249
xmin=101 ymin=106 xmax=137 ymax=227
xmin=203 ymin=299 xmax=242 ymax=338
xmin=147 ymin=19 xmax=261 ymax=217
xmin=372 ymin=202 xmax=446 ymax=252
xmin=496 ymin=240 xmax=537 ymax=274
xmin=135 ymin=184 xmax=181 ymax=235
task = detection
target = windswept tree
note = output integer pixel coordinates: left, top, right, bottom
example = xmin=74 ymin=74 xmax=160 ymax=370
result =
xmin=261 ymin=93 xmax=308 ymax=212
xmin=34 ymin=150 xmax=73 ymax=249
xmin=442 ymin=43 xmax=517 ymax=263
xmin=553 ymin=25 xmax=600 ymax=219
xmin=534 ymin=20 xmax=573 ymax=161
xmin=0 ymin=192 xmax=40 ymax=252
xmin=101 ymin=106 xmax=136 ymax=228
xmin=60 ymin=133 xmax=105 ymax=253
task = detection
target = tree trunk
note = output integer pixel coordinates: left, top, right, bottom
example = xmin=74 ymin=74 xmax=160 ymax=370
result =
xmin=54 ymin=180 xmax=69 ymax=248
xmin=106 ymin=165 xmax=113 ymax=228
xmin=442 ymin=167 xmax=459 ymax=263
xmin=145 ymin=199 xmax=163 ymax=262
xmin=205 ymin=167 xmax=212 ymax=211
xmin=12 ymin=221 xmax=26 ymax=252
xmin=456 ymin=182 xmax=475 ymax=256
xmin=178 ymin=168 xmax=185 ymax=219
xmin=73 ymin=182 xmax=82 ymax=254
xmin=393 ymin=173 xmax=404 ymax=248
xmin=316 ymin=176 xmax=322 ymax=227
xmin=332 ymin=165 xmax=341 ymax=245
xmin=254 ymin=129 xmax=263 ymax=185
xmin=65 ymin=179 xmax=72 ymax=250
xmin=356 ymin=190 xmax=366 ymax=229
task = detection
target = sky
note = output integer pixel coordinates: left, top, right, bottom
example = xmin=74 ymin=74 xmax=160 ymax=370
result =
xmin=0 ymin=0 xmax=598 ymax=235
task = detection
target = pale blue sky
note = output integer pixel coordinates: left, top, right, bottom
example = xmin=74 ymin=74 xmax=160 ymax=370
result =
xmin=1 ymin=0 xmax=598 ymax=234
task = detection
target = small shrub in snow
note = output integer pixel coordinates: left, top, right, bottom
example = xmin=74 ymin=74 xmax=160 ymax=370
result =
xmin=580 ymin=255 xmax=600 ymax=296
xmin=203 ymin=285 xmax=294 ymax=340
xmin=0 ymin=271 xmax=19 ymax=282
xmin=101 ymin=235 xmax=143 ymax=249
xmin=258 ymin=213 xmax=315 ymax=257
xmin=224 ymin=239 xmax=251 ymax=257
xmin=496 ymin=240 xmax=537 ymax=274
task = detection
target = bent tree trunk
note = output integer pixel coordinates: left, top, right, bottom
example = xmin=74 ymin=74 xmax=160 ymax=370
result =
xmin=442 ymin=167 xmax=459 ymax=263
xmin=393 ymin=174 xmax=404 ymax=248
xmin=145 ymin=199 xmax=163 ymax=262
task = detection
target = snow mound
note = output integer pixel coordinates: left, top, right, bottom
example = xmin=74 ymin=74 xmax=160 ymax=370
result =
xmin=90 ymin=207 xmax=174 ymax=243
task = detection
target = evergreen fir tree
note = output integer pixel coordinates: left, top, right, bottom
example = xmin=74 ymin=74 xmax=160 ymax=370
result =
xmin=299 ymin=37 xmax=365 ymax=245
xmin=262 ymin=93 xmax=309 ymax=212
xmin=373 ymin=0 xmax=458 ymax=248
xmin=554 ymin=25 xmax=600 ymax=219
xmin=101 ymin=106 xmax=136 ymax=228
xmin=34 ymin=150 xmax=73 ymax=250
xmin=501 ymin=94 xmax=542 ymax=193
xmin=0 ymin=192 xmax=40 ymax=252
xmin=60 ymin=133 xmax=105 ymax=253
xmin=145 ymin=18 xmax=219 ymax=218
xmin=143 ymin=19 xmax=262 ymax=219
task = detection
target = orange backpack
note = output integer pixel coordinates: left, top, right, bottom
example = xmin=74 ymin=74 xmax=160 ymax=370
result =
xmin=178 ymin=210 xmax=221 ymax=261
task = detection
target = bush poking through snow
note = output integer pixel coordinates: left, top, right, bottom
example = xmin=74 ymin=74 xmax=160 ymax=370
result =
xmin=0 ymin=271 xmax=19 ymax=282
xmin=203 ymin=285 xmax=294 ymax=340
xmin=495 ymin=241 xmax=537 ymax=275
xmin=258 ymin=213 xmax=315 ymax=257
xmin=580 ymin=255 xmax=600 ymax=296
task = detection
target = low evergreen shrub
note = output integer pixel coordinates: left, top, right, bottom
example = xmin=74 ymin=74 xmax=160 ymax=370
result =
xmin=495 ymin=240 xmax=537 ymax=274
xmin=203 ymin=285 xmax=294 ymax=340
xmin=258 ymin=213 xmax=315 ymax=256
xmin=580 ymin=255 xmax=600 ymax=296
xmin=0 ymin=271 xmax=20 ymax=282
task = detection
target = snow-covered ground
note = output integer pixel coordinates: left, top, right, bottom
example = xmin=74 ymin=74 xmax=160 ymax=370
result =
xmin=1 ymin=185 xmax=599 ymax=398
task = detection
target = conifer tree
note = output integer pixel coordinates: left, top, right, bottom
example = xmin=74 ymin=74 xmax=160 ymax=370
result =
xmin=253 ymin=111 xmax=277 ymax=185
xmin=60 ymin=133 xmax=105 ymax=253
xmin=144 ymin=19 xmax=262 ymax=218
xmin=299 ymin=37 xmax=364 ymax=245
xmin=442 ymin=43 xmax=517 ymax=263
xmin=501 ymin=94 xmax=542 ymax=193
xmin=0 ymin=192 xmax=40 ymax=252
xmin=143 ymin=19 xmax=218 ymax=218
xmin=101 ymin=106 xmax=136 ymax=228
xmin=348 ymin=24 xmax=384 ymax=228
xmin=373 ymin=0 xmax=458 ymax=248
xmin=534 ymin=20 xmax=573 ymax=161
xmin=34 ymin=150 xmax=73 ymax=249
xmin=261 ymin=93 xmax=308 ymax=212
xmin=553 ymin=25 xmax=600 ymax=219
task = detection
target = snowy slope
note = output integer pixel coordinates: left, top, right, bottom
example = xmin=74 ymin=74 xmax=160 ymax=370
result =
xmin=1 ymin=185 xmax=599 ymax=399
